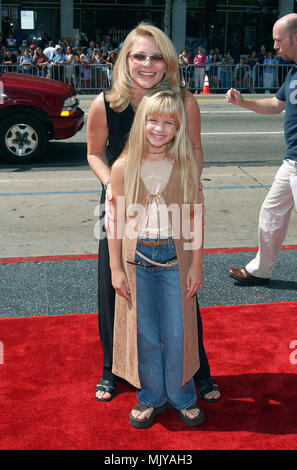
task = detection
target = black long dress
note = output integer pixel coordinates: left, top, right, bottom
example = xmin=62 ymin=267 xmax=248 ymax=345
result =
xmin=98 ymin=93 xmax=211 ymax=384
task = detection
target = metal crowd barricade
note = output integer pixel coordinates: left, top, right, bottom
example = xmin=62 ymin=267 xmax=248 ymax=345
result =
xmin=46 ymin=63 xmax=113 ymax=92
xmin=0 ymin=63 xmax=42 ymax=76
xmin=0 ymin=63 xmax=113 ymax=93
xmin=252 ymin=63 xmax=293 ymax=93
xmin=1 ymin=62 xmax=294 ymax=94
xmin=185 ymin=62 xmax=294 ymax=94
xmin=185 ymin=63 xmax=252 ymax=93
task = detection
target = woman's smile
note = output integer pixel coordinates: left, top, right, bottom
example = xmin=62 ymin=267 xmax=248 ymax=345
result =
xmin=128 ymin=36 xmax=166 ymax=91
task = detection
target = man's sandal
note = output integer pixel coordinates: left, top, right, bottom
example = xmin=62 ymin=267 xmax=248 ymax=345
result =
xmin=129 ymin=402 xmax=167 ymax=429
xmin=197 ymin=377 xmax=220 ymax=403
xmin=95 ymin=378 xmax=117 ymax=402
xmin=177 ymin=404 xmax=204 ymax=427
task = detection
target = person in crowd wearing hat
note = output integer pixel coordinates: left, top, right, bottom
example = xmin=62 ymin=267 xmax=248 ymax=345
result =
xmin=29 ymin=44 xmax=36 ymax=59
xmin=51 ymin=44 xmax=67 ymax=81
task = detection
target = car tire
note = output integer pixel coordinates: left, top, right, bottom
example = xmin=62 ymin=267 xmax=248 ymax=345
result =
xmin=0 ymin=114 xmax=48 ymax=164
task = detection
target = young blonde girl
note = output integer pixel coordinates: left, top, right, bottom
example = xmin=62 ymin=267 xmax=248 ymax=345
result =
xmin=108 ymin=88 xmax=204 ymax=428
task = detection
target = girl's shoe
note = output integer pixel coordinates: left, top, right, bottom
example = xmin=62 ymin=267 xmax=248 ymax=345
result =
xmin=178 ymin=403 xmax=204 ymax=427
xmin=129 ymin=402 xmax=167 ymax=429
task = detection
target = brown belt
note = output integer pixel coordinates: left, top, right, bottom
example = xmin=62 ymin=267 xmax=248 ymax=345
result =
xmin=139 ymin=239 xmax=169 ymax=247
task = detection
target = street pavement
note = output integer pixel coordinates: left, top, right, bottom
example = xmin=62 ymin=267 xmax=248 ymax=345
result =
xmin=0 ymin=93 xmax=296 ymax=318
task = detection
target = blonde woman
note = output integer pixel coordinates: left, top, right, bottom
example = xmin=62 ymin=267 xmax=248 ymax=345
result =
xmin=87 ymin=23 xmax=220 ymax=405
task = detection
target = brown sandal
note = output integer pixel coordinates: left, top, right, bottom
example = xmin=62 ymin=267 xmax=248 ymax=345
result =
xmin=129 ymin=402 xmax=167 ymax=429
xmin=177 ymin=403 xmax=204 ymax=427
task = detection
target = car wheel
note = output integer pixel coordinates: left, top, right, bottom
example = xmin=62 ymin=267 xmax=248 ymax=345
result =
xmin=0 ymin=114 xmax=48 ymax=164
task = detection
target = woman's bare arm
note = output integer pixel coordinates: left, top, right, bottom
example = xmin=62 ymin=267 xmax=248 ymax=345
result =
xmin=87 ymin=92 xmax=110 ymax=187
xmin=184 ymin=90 xmax=204 ymax=184
xmin=108 ymin=159 xmax=131 ymax=301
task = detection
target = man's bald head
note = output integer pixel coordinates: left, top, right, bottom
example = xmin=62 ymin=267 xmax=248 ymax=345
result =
xmin=273 ymin=13 xmax=297 ymax=62
xmin=275 ymin=13 xmax=297 ymax=39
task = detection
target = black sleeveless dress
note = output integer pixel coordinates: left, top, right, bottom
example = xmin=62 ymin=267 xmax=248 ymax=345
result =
xmin=104 ymin=96 xmax=135 ymax=166
xmin=98 ymin=94 xmax=134 ymax=382
xmin=97 ymin=93 xmax=210 ymax=385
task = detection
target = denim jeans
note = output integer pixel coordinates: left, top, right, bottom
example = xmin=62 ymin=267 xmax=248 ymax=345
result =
xmin=135 ymin=238 xmax=197 ymax=410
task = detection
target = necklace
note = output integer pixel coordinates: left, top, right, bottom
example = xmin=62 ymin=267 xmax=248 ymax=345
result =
xmin=147 ymin=149 xmax=166 ymax=155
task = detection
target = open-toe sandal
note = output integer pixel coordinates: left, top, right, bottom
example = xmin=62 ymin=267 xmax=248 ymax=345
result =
xmin=197 ymin=377 xmax=220 ymax=403
xmin=95 ymin=378 xmax=117 ymax=402
xmin=177 ymin=403 xmax=204 ymax=427
xmin=129 ymin=402 xmax=167 ymax=429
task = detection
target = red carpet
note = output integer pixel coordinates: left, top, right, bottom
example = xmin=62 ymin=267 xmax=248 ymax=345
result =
xmin=0 ymin=302 xmax=297 ymax=450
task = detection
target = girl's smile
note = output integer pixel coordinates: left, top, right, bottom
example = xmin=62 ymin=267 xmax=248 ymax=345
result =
xmin=145 ymin=115 xmax=177 ymax=154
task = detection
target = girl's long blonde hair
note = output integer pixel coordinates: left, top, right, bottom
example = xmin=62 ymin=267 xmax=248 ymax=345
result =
xmin=105 ymin=23 xmax=181 ymax=112
xmin=123 ymin=88 xmax=198 ymax=209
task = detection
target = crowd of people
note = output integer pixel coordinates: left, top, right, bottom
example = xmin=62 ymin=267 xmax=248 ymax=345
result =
xmin=0 ymin=31 xmax=120 ymax=90
xmin=179 ymin=44 xmax=294 ymax=93
xmin=0 ymin=29 xmax=295 ymax=94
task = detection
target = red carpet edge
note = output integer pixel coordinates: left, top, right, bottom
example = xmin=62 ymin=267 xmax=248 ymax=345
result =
xmin=1 ymin=244 xmax=297 ymax=264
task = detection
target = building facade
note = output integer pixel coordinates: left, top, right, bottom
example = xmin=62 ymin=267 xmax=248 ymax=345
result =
xmin=0 ymin=0 xmax=295 ymax=57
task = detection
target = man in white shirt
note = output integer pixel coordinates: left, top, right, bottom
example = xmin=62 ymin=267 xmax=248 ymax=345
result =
xmin=43 ymin=41 xmax=56 ymax=62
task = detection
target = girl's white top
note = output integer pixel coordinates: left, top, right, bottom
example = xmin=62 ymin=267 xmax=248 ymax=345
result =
xmin=139 ymin=159 xmax=174 ymax=239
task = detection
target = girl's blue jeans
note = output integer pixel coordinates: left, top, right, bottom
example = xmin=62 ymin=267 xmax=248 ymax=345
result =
xmin=135 ymin=238 xmax=197 ymax=410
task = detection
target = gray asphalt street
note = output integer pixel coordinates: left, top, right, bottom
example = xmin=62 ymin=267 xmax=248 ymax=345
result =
xmin=0 ymin=93 xmax=294 ymax=256
xmin=0 ymin=93 xmax=296 ymax=318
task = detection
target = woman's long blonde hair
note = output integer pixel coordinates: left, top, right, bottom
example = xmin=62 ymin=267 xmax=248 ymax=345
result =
xmin=123 ymin=88 xmax=198 ymax=209
xmin=105 ymin=23 xmax=181 ymax=112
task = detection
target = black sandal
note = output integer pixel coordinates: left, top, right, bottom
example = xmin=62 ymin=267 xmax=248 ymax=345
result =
xmin=129 ymin=402 xmax=167 ymax=429
xmin=177 ymin=403 xmax=204 ymax=427
xmin=95 ymin=378 xmax=117 ymax=402
xmin=197 ymin=377 xmax=220 ymax=403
